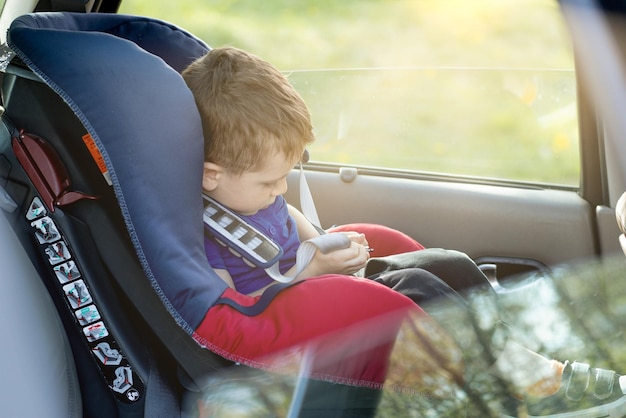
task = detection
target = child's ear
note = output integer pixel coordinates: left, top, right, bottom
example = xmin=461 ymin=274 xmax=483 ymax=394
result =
xmin=202 ymin=162 xmax=222 ymax=191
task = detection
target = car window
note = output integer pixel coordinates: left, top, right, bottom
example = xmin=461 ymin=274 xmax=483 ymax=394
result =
xmin=120 ymin=0 xmax=578 ymax=187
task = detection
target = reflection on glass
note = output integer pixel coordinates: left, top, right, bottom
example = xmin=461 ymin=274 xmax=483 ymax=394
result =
xmin=184 ymin=257 xmax=626 ymax=417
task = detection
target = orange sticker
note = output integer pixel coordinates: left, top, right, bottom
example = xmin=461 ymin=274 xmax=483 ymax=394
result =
xmin=81 ymin=133 xmax=111 ymax=185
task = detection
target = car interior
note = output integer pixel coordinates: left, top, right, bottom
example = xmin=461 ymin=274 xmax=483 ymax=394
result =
xmin=1 ymin=1 xmax=626 ymax=417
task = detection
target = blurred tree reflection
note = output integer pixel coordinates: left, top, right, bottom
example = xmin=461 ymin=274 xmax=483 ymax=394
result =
xmin=190 ymin=257 xmax=626 ymax=417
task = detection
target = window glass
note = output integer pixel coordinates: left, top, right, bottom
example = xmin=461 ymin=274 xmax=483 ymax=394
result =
xmin=120 ymin=0 xmax=578 ymax=187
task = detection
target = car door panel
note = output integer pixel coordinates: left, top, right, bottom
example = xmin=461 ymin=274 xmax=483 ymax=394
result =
xmin=596 ymin=205 xmax=623 ymax=256
xmin=287 ymin=169 xmax=599 ymax=278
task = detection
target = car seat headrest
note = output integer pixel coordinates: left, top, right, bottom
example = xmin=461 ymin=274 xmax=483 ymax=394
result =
xmin=7 ymin=12 xmax=227 ymax=330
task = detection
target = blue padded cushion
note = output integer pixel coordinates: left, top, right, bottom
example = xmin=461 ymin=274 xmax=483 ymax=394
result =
xmin=8 ymin=12 xmax=228 ymax=330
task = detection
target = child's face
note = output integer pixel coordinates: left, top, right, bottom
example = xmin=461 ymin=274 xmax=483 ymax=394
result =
xmin=203 ymin=151 xmax=300 ymax=216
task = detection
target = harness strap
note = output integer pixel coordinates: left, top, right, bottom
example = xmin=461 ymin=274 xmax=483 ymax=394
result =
xmin=203 ymin=193 xmax=351 ymax=284
xmin=214 ymin=282 xmax=294 ymax=316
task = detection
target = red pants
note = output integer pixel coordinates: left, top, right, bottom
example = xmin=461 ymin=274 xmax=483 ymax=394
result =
xmin=194 ymin=275 xmax=422 ymax=387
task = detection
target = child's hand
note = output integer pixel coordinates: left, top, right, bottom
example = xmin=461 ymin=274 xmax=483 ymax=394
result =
xmin=302 ymin=240 xmax=370 ymax=278
xmin=339 ymin=231 xmax=369 ymax=247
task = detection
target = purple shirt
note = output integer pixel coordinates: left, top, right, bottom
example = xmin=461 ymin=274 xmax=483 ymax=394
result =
xmin=203 ymin=196 xmax=301 ymax=294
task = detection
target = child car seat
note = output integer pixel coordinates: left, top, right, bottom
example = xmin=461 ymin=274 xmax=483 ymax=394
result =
xmin=0 ymin=12 xmax=233 ymax=416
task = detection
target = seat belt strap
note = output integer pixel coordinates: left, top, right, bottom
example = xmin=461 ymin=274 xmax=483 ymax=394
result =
xmin=299 ymin=160 xmax=322 ymax=229
xmin=265 ymin=233 xmax=350 ymax=283
xmin=298 ymin=149 xmax=327 ymax=234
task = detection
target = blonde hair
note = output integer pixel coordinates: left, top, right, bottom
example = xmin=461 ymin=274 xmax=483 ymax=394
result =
xmin=182 ymin=47 xmax=314 ymax=174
